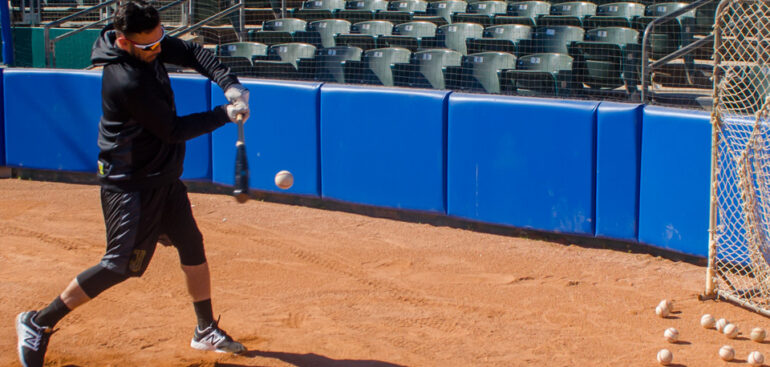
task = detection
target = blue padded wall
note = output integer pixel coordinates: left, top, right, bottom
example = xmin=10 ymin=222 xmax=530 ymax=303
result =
xmin=447 ymin=94 xmax=598 ymax=235
xmin=211 ymin=79 xmax=322 ymax=196
xmin=0 ymin=67 xmax=4 ymax=166
xmin=595 ymin=102 xmax=643 ymax=240
xmin=638 ymin=106 xmax=711 ymax=256
xmin=320 ymin=85 xmax=448 ymax=213
xmin=4 ymin=69 xmax=101 ymax=171
xmin=170 ymin=74 xmax=213 ymax=180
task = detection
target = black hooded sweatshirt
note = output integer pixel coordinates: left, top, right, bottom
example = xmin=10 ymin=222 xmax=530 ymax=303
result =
xmin=91 ymin=24 xmax=239 ymax=192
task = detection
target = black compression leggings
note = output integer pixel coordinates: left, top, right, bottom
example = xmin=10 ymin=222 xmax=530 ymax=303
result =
xmin=76 ymin=264 xmax=129 ymax=299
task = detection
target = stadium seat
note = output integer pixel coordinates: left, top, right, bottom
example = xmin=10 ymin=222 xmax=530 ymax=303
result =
xmin=583 ymin=2 xmax=645 ymax=29
xmin=263 ymin=18 xmax=309 ymax=32
xmin=459 ymin=51 xmax=517 ymax=93
xmin=393 ymin=48 xmax=463 ymax=89
xmin=335 ymin=20 xmax=394 ymax=50
xmin=217 ymin=42 xmax=270 ymax=61
xmin=452 ymin=1 xmax=506 ymax=27
xmin=429 ymin=22 xmax=484 ymax=55
xmin=518 ymin=25 xmax=584 ymax=54
xmin=296 ymin=19 xmax=352 ymax=48
xmin=572 ymin=26 xmax=639 ymax=90
xmin=250 ymin=31 xmax=296 ymax=46
xmin=539 ymin=1 xmax=597 ymax=27
xmin=504 ymin=1 xmax=550 ymax=25
xmin=336 ymin=0 xmax=388 ymax=24
xmin=217 ymin=56 xmax=256 ymax=77
xmin=501 ymin=52 xmax=574 ymax=96
xmin=377 ymin=21 xmax=437 ymax=50
xmin=466 ymin=24 xmax=532 ymax=54
xmin=376 ymin=0 xmax=428 ymax=23
xmin=300 ymin=45 xmax=364 ymax=82
xmin=292 ymin=0 xmax=346 ymax=21
xmin=344 ymin=47 xmax=413 ymax=85
xmin=422 ymin=0 xmax=468 ymax=24
xmin=633 ymin=2 xmax=695 ymax=60
xmin=264 ymin=42 xmax=318 ymax=68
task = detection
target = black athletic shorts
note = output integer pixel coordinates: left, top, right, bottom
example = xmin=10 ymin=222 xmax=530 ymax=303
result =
xmin=99 ymin=179 xmax=206 ymax=277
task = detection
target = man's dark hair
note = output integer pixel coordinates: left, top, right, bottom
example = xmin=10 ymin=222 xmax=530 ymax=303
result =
xmin=114 ymin=0 xmax=160 ymax=35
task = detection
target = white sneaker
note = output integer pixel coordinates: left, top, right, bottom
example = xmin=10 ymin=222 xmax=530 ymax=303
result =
xmin=190 ymin=319 xmax=246 ymax=354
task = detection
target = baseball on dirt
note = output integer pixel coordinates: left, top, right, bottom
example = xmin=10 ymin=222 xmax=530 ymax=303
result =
xmin=664 ymin=327 xmax=679 ymax=343
xmin=701 ymin=314 xmax=716 ymax=329
xmin=274 ymin=170 xmax=294 ymax=190
xmin=716 ymin=318 xmax=729 ymax=332
xmin=719 ymin=345 xmax=735 ymax=361
xmin=751 ymin=327 xmax=766 ymax=342
xmin=656 ymin=304 xmax=670 ymax=318
xmin=659 ymin=299 xmax=673 ymax=311
xmin=657 ymin=349 xmax=673 ymax=365
xmin=748 ymin=351 xmax=765 ymax=367
xmin=723 ymin=323 xmax=739 ymax=339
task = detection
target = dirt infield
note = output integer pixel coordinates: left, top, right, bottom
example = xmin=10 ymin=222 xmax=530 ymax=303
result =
xmin=2 ymin=179 xmax=770 ymax=367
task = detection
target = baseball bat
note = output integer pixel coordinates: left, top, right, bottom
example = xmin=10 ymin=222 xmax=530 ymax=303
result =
xmin=233 ymin=114 xmax=249 ymax=203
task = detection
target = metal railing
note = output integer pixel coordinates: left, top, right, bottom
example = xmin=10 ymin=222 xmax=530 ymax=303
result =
xmin=43 ymin=0 xmax=197 ymax=68
xmin=168 ymin=0 xmax=245 ymax=41
xmin=639 ymin=0 xmax=715 ymax=102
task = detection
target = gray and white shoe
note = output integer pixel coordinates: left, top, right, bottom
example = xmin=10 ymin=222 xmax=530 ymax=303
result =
xmin=190 ymin=319 xmax=246 ymax=354
xmin=16 ymin=311 xmax=53 ymax=367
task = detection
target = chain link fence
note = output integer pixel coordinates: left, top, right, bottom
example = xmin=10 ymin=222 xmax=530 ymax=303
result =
xmin=5 ymin=0 xmax=720 ymax=108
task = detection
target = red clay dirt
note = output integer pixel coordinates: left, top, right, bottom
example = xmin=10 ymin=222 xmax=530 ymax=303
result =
xmin=2 ymin=178 xmax=770 ymax=367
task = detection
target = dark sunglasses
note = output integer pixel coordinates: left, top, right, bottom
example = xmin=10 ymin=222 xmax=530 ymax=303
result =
xmin=126 ymin=27 xmax=165 ymax=51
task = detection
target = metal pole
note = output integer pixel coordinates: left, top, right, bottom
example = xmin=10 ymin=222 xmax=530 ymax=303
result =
xmin=238 ymin=0 xmax=244 ymax=41
xmin=281 ymin=0 xmax=285 ymax=18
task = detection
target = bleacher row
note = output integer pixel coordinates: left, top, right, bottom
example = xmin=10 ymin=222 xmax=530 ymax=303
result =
xmin=211 ymin=0 xmax=715 ymax=97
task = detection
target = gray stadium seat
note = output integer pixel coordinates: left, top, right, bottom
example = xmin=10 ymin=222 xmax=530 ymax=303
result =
xmin=217 ymin=42 xmax=269 ymax=61
xmin=393 ymin=48 xmax=463 ymax=89
xmin=335 ymin=20 xmax=395 ymax=50
xmin=377 ymin=21 xmax=437 ymax=50
xmin=466 ymin=24 xmax=532 ymax=54
xmin=539 ymin=1 xmax=597 ymax=27
xmin=336 ymin=0 xmax=389 ymax=23
xmin=302 ymin=45 xmax=364 ymax=82
xmin=572 ymin=26 xmax=639 ymax=89
xmin=344 ymin=47 xmax=413 ymax=85
xmin=584 ymin=2 xmax=645 ymax=29
xmin=432 ymin=22 xmax=484 ymax=55
xmin=464 ymin=51 xmax=517 ymax=93
xmin=518 ymin=25 xmax=584 ymax=54
xmin=300 ymin=19 xmax=353 ymax=48
xmin=502 ymin=52 xmax=574 ymax=96
xmin=423 ymin=0 xmax=468 ymax=24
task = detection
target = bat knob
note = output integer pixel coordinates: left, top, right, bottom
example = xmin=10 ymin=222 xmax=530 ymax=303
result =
xmin=234 ymin=191 xmax=249 ymax=203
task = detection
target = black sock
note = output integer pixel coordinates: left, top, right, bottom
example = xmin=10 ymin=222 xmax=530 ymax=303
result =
xmin=193 ymin=299 xmax=214 ymax=329
xmin=34 ymin=296 xmax=70 ymax=328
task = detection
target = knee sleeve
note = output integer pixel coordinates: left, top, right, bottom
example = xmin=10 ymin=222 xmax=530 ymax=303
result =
xmin=76 ymin=264 xmax=129 ymax=298
xmin=177 ymin=241 xmax=207 ymax=266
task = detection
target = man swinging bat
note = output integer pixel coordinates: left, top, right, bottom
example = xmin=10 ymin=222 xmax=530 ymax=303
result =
xmin=16 ymin=1 xmax=250 ymax=365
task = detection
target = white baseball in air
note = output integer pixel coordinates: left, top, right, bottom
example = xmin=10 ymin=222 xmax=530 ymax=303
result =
xmin=716 ymin=318 xmax=729 ymax=332
xmin=719 ymin=345 xmax=735 ymax=361
xmin=723 ymin=323 xmax=739 ymax=339
xmin=748 ymin=351 xmax=765 ymax=367
xmin=751 ymin=327 xmax=766 ymax=342
xmin=701 ymin=314 xmax=716 ymax=329
xmin=656 ymin=304 xmax=670 ymax=318
xmin=657 ymin=349 xmax=673 ymax=365
xmin=664 ymin=327 xmax=679 ymax=343
xmin=274 ymin=170 xmax=294 ymax=190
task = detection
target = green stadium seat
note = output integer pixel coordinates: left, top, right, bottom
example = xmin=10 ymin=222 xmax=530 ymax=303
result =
xmin=377 ymin=21 xmax=437 ymax=51
xmin=264 ymin=42 xmax=318 ymax=68
xmin=572 ymin=26 xmax=639 ymax=89
xmin=217 ymin=42 xmax=270 ymax=61
xmin=633 ymin=2 xmax=695 ymax=60
xmin=519 ymin=25 xmax=584 ymax=54
xmin=217 ymin=56 xmax=256 ymax=77
xmin=463 ymin=51 xmax=517 ymax=93
xmin=583 ymin=2 xmax=645 ymax=29
xmin=375 ymin=0 xmax=427 ymax=23
xmin=505 ymin=1 xmax=550 ymax=25
xmin=250 ymin=31 xmax=295 ymax=46
xmin=335 ymin=20 xmax=394 ymax=50
xmin=493 ymin=15 xmax=537 ymax=27
xmin=423 ymin=0 xmax=468 ymax=24
xmin=466 ymin=24 xmax=532 ymax=54
xmin=502 ymin=52 xmax=574 ymax=96
xmin=292 ymin=0 xmax=346 ymax=20
xmin=297 ymin=19 xmax=352 ymax=48
xmin=430 ymin=22 xmax=484 ymax=55
xmin=263 ymin=18 xmax=309 ymax=32
xmin=344 ymin=47 xmax=413 ymax=85
xmin=539 ymin=1 xmax=597 ymax=27
xmin=393 ymin=48 xmax=463 ymax=89
xmin=336 ymin=0 xmax=388 ymax=23
xmin=300 ymin=45 xmax=364 ymax=82
xmin=467 ymin=1 xmax=507 ymax=15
